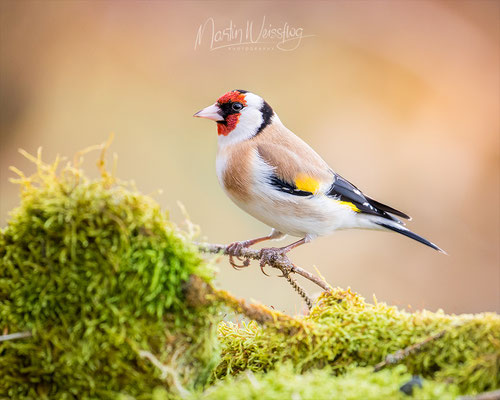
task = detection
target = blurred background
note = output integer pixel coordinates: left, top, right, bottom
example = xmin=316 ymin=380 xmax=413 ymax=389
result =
xmin=1 ymin=1 xmax=498 ymax=314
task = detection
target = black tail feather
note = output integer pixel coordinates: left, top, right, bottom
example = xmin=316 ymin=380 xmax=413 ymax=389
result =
xmin=367 ymin=197 xmax=411 ymax=220
xmin=376 ymin=222 xmax=445 ymax=253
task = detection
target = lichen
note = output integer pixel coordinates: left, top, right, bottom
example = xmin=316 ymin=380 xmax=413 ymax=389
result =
xmin=195 ymin=364 xmax=460 ymax=400
xmin=0 ymin=150 xmax=222 ymax=399
xmin=216 ymin=289 xmax=500 ymax=395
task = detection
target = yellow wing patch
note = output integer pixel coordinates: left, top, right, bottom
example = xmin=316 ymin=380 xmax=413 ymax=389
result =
xmin=337 ymin=200 xmax=361 ymax=212
xmin=293 ymin=174 xmax=361 ymax=212
xmin=295 ymin=173 xmax=320 ymax=194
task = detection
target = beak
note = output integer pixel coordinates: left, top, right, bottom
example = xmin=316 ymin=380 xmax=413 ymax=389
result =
xmin=193 ymin=103 xmax=224 ymax=122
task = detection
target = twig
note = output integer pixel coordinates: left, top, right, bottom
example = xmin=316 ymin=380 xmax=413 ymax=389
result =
xmin=0 ymin=331 xmax=32 ymax=342
xmin=138 ymin=350 xmax=189 ymax=398
xmin=458 ymin=389 xmax=500 ymax=400
xmin=196 ymin=242 xmax=331 ymax=293
xmin=374 ymin=329 xmax=447 ymax=372
xmin=284 ymin=274 xmax=314 ymax=310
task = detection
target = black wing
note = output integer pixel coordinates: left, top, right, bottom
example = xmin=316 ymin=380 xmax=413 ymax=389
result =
xmin=326 ymin=174 xmax=410 ymax=223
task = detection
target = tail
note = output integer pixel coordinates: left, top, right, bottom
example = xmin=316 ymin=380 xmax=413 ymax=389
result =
xmin=375 ymin=221 xmax=446 ymax=254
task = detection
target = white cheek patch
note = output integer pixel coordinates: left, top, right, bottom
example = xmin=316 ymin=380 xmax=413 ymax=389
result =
xmin=218 ymin=93 xmax=265 ymax=147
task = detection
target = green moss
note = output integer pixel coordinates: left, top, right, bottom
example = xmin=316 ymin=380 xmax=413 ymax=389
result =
xmin=196 ymin=364 xmax=459 ymax=400
xmin=216 ymin=289 xmax=500 ymax=395
xmin=0 ymin=153 xmax=222 ymax=399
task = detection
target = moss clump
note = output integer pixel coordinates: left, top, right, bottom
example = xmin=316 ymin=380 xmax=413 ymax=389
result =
xmin=216 ymin=289 xmax=500 ymax=395
xmin=196 ymin=364 xmax=459 ymax=400
xmin=0 ymin=151 xmax=222 ymax=399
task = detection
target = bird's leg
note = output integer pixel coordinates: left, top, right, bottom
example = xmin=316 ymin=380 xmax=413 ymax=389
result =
xmin=226 ymin=229 xmax=284 ymax=269
xmin=259 ymin=237 xmax=309 ymax=275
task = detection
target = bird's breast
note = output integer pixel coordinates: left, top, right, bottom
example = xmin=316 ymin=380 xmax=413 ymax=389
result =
xmin=216 ymin=143 xmax=254 ymax=202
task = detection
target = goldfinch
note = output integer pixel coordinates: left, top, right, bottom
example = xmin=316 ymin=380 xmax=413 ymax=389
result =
xmin=194 ymin=90 xmax=444 ymax=268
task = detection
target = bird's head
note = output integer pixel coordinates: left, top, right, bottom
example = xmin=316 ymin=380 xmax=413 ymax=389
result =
xmin=194 ymin=90 xmax=274 ymax=144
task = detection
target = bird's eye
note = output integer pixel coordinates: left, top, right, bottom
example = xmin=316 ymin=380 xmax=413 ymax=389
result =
xmin=232 ymin=102 xmax=243 ymax=112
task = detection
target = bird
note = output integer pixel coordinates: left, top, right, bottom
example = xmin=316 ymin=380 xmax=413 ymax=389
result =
xmin=193 ymin=89 xmax=445 ymax=270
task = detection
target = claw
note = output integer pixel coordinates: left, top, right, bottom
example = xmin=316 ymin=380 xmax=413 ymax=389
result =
xmin=259 ymin=259 xmax=270 ymax=276
xmin=229 ymin=254 xmax=248 ymax=269
xmin=227 ymin=241 xmax=251 ymax=270
xmin=258 ymin=247 xmax=285 ymax=276
xmin=277 ymin=264 xmax=293 ymax=277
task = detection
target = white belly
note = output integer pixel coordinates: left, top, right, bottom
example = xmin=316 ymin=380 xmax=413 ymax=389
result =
xmin=229 ymin=191 xmax=363 ymax=238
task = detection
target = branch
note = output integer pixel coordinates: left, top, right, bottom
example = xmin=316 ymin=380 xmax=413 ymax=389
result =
xmin=196 ymin=242 xmax=332 ymax=293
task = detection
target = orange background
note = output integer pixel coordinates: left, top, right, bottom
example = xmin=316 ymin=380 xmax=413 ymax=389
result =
xmin=1 ymin=1 xmax=498 ymax=314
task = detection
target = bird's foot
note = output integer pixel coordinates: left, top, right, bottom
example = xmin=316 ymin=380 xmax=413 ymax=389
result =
xmin=259 ymin=247 xmax=291 ymax=276
xmin=226 ymin=241 xmax=252 ymax=269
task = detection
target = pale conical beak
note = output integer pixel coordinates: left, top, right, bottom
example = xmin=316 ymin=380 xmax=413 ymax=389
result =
xmin=193 ymin=103 xmax=224 ymax=122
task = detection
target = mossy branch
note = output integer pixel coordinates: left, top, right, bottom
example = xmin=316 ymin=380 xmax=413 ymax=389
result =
xmin=3 ymin=143 xmax=499 ymax=399
xmin=184 ymin=275 xmax=296 ymax=326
